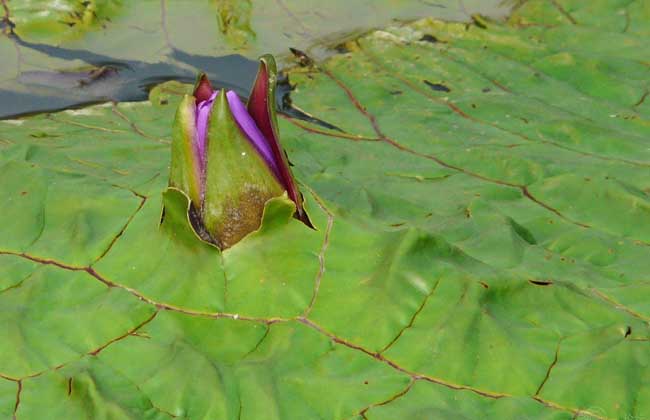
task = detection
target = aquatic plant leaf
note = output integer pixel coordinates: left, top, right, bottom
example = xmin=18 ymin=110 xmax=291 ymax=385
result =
xmin=1 ymin=2 xmax=650 ymax=419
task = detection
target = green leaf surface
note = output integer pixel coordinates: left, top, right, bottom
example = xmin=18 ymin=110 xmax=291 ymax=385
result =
xmin=2 ymin=1 xmax=650 ymax=419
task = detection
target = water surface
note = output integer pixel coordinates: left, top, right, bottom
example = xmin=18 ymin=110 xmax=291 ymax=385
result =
xmin=0 ymin=0 xmax=512 ymax=119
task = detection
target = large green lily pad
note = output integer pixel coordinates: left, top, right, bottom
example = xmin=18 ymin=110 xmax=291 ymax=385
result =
xmin=2 ymin=1 xmax=650 ymax=419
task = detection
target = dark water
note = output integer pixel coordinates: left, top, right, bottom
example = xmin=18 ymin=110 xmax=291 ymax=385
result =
xmin=0 ymin=33 xmax=259 ymax=119
xmin=0 ymin=33 xmax=340 ymax=130
xmin=0 ymin=1 xmax=511 ymax=121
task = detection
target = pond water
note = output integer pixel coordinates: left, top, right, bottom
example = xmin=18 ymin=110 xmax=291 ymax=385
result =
xmin=0 ymin=0 xmax=512 ymax=119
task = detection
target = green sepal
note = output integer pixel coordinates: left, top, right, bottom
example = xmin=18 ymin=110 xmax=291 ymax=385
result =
xmin=168 ymin=94 xmax=202 ymax=209
xmin=160 ymin=187 xmax=219 ymax=250
xmin=202 ymin=89 xmax=285 ymax=249
xmin=257 ymin=54 xmax=280 ymax=138
xmin=249 ymin=193 xmax=296 ymax=236
xmin=248 ymin=54 xmax=312 ymax=227
xmin=193 ymin=72 xmax=214 ymax=102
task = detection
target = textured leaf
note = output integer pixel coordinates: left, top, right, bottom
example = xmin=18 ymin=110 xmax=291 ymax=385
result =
xmin=2 ymin=1 xmax=650 ymax=419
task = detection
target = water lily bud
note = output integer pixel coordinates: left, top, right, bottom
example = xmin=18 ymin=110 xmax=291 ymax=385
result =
xmin=166 ymin=54 xmax=309 ymax=249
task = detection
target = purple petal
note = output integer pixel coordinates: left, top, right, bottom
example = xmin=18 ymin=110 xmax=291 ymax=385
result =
xmin=226 ymin=90 xmax=281 ymax=179
xmin=195 ymin=91 xmax=218 ymax=172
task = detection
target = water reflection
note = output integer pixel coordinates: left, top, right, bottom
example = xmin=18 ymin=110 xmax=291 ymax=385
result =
xmin=0 ymin=0 xmax=511 ymax=119
xmin=0 ymin=33 xmax=258 ymax=119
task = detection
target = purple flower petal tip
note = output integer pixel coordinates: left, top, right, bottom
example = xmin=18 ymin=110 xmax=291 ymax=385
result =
xmin=195 ymin=91 xmax=218 ymax=168
xmin=226 ymin=90 xmax=280 ymax=179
